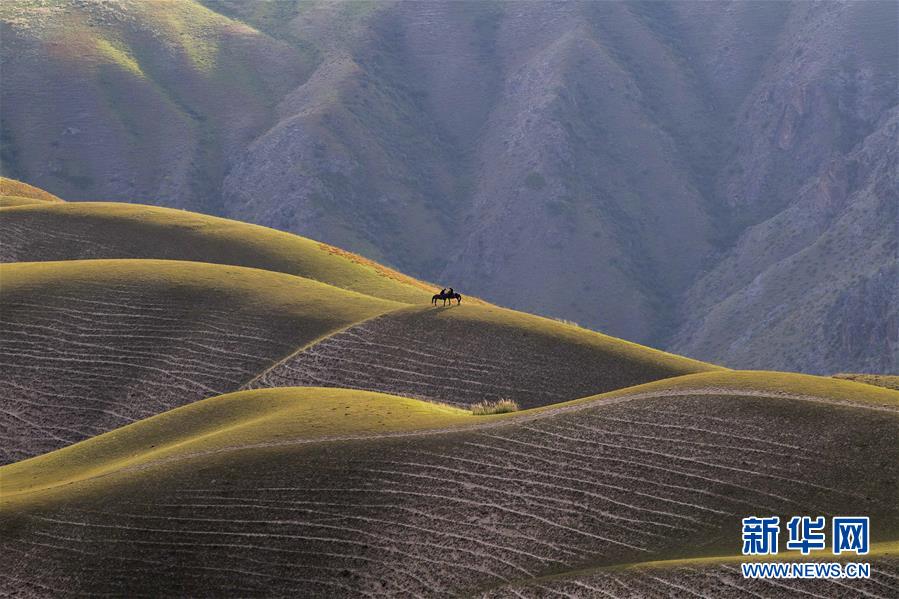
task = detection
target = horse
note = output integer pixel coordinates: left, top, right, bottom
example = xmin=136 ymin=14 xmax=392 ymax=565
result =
xmin=431 ymin=292 xmax=462 ymax=306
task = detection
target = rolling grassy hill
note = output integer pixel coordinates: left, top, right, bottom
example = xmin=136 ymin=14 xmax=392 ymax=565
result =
xmin=247 ymin=303 xmax=718 ymax=409
xmin=0 ymin=259 xmax=402 ymax=463
xmin=0 ymin=182 xmax=896 ymax=596
xmin=2 ymin=373 xmax=897 ymax=596
xmin=0 ymin=195 xmax=51 ymax=207
xmin=483 ymin=543 xmax=899 ymax=597
xmin=0 ymin=201 xmax=433 ymax=303
xmin=0 ymin=176 xmax=64 ymax=203
xmin=0 ymin=253 xmax=714 ymax=465
xmin=1 ymin=176 xmax=65 ymax=207
xmin=833 ymin=373 xmax=899 ymax=392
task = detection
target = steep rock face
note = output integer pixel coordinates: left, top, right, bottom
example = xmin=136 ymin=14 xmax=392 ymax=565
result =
xmin=221 ymin=1 xmax=502 ymax=274
xmin=826 ymin=264 xmax=898 ymax=373
xmin=669 ymin=0 xmax=898 ymax=374
xmin=2 ymin=0 xmax=896 ymax=372
xmin=713 ymin=1 xmax=897 ymax=221
xmin=672 ymin=110 xmax=899 ymax=373
xmin=442 ymin=2 xmax=714 ymax=342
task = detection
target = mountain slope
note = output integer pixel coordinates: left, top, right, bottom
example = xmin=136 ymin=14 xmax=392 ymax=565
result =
xmin=2 ymin=373 xmax=897 ymax=596
xmin=671 ymin=108 xmax=899 ymax=374
xmin=0 ymin=0 xmax=309 ymax=213
xmin=2 ymin=1 xmax=895 ymax=373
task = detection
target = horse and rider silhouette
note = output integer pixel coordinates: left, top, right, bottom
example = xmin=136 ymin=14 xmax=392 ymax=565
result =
xmin=432 ymin=287 xmax=462 ymax=306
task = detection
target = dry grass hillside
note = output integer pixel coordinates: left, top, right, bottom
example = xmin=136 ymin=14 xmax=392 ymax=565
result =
xmin=833 ymin=373 xmax=899 ymax=391
xmin=0 ymin=176 xmax=64 ymax=202
xmin=248 ymin=304 xmax=715 ymax=409
xmin=0 ymin=259 xmax=401 ymax=463
xmin=2 ymin=374 xmax=897 ymax=596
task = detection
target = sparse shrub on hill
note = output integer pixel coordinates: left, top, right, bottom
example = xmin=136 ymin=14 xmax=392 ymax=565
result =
xmin=471 ymin=398 xmax=520 ymax=415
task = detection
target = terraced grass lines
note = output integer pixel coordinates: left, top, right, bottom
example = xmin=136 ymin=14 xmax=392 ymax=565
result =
xmin=1 ymin=181 xmax=896 ymax=597
xmin=0 ymin=387 xmax=476 ymax=509
xmin=248 ymin=304 xmax=719 ymax=409
xmin=2 ymin=375 xmax=897 ymax=596
xmin=0 ymin=259 xmax=400 ymax=463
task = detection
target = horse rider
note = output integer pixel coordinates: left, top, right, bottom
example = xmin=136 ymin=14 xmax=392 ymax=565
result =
xmin=440 ymin=288 xmax=447 ymax=297
xmin=447 ymin=287 xmax=454 ymax=297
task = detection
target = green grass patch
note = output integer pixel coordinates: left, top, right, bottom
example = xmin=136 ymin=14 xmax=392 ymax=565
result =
xmin=94 ymin=36 xmax=146 ymax=79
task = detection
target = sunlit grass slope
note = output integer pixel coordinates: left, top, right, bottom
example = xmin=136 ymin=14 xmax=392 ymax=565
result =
xmin=0 ymin=195 xmax=49 ymax=207
xmin=248 ymin=303 xmax=722 ymax=409
xmin=0 ymin=177 xmax=63 ymax=202
xmin=1 ymin=197 xmax=724 ymax=408
xmin=436 ymin=304 xmax=719 ymax=378
xmin=833 ymin=373 xmax=899 ymax=391
xmin=568 ymin=369 xmax=899 ymax=409
xmin=0 ymin=387 xmax=473 ymax=509
xmin=5 ymin=369 xmax=895 ymax=508
xmin=0 ymin=259 xmax=402 ymax=462
xmin=2 ymin=370 xmax=896 ymax=596
xmin=0 ymin=258 xmax=400 ymax=323
xmin=1 ymin=202 xmax=433 ymax=303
